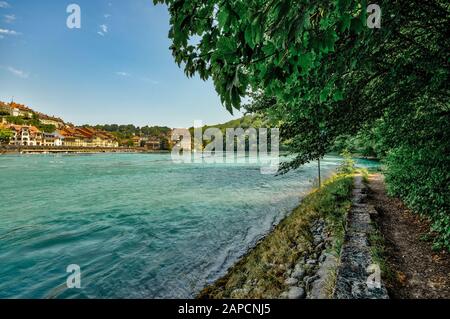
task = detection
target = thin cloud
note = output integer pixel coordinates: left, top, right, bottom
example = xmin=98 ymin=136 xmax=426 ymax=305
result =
xmin=116 ymin=72 xmax=130 ymax=77
xmin=6 ymin=66 xmax=29 ymax=79
xmin=104 ymin=14 xmax=111 ymax=19
xmin=0 ymin=1 xmax=10 ymax=9
xmin=98 ymin=24 xmax=108 ymax=36
xmin=141 ymin=77 xmax=159 ymax=85
xmin=4 ymin=14 xmax=15 ymax=23
xmin=0 ymin=28 xmax=20 ymax=35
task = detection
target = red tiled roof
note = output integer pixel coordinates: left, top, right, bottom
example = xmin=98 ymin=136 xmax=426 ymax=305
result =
xmin=9 ymin=102 xmax=33 ymax=112
xmin=36 ymin=112 xmax=64 ymax=123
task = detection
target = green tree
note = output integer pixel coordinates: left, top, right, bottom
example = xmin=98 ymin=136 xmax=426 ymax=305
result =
xmin=155 ymin=0 xmax=450 ymax=249
xmin=0 ymin=128 xmax=13 ymax=145
xmin=6 ymin=116 xmax=24 ymax=125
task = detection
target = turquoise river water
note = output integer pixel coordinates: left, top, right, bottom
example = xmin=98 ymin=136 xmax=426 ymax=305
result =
xmin=0 ymin=153 xmax=377 ymax=298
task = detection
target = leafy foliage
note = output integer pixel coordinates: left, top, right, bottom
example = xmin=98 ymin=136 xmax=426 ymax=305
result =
xmin=0 ymin=128 xmax=13 ymax=144
xmin=338 ymin=150 xmax=355 ymax=174
xmin=155 ymin=0 xmax=450 ymax=249
xmin=5 ymin=115 xmax=56 ymax=133
xmin=92 ymin=124 xmax=171 ymax=139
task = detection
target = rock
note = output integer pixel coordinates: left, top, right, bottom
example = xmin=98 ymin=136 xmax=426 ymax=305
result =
xmin=291 ymin=268 xmax=305 ymax=280
xmin=288 ymin=287 xmax=305 ymax=299
xmin=309 ymin=254 xmax=338 ymax=299
xmin=279 ymin=292 xmax=289 ymax=299
xmin=306 ymin=259 xmax=317 ymax=265
xmin=313 ymin=235 xmax=323 ymax=245
xmin=285 ymin=277 xmax=298 ymax=286
xmin=315 ymin=242 xmax=325 ymax=252
xmin=294 ymin=262 xmax=304 ymax=271
xmin=305 ymin=275 xmax=320 ymax=290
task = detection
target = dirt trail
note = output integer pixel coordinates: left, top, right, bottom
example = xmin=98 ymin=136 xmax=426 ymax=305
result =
xmin=368 ymin=174 xmax=450 ymax=299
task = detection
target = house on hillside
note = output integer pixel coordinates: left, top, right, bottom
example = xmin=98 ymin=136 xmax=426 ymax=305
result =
xmin=37 ymin=113 xmax=65 ymax=128
xmin=8 ymin=103 xmax=34 ymax=118
xmin=131 ymin=136 xmax=142 ymax=147
xmin=145 ymin=138 xmax=161 ymax=151
xmin=8 ymin=125 xmax=42 ymax=146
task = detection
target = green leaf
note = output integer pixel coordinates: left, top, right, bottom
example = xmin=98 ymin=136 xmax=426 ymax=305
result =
xmin=350 ymin=17 xmax=363 ymax=34
xmin=218 ymin=8 xmax=229 ymax=29
xmin=245 ymin=25 xmax=254 ymax=49
xmin=333 ymin=90 xmax=344 ymax=101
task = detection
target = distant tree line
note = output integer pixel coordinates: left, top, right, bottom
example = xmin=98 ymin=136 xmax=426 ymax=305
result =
xmin=88 ymin=124 xmax=172 ymax=140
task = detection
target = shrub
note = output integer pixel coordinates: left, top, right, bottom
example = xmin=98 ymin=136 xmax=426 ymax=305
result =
xmin=338 ymin=150 xmax=355 ymax=174
xmin=384 ymin=145 xmax=450 ymax=250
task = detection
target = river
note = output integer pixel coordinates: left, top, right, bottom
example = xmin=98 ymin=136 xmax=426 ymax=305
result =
xmin=0 ymin=153 xmax=374 ymax=298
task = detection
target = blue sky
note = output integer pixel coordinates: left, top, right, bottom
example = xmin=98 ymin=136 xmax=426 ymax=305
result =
xmin=0 ymin=0 xmax=241 ymax=128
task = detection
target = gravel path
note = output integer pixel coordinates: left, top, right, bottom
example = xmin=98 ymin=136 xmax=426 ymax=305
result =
xmin=368 ymin=174 xmax=450 ymax=299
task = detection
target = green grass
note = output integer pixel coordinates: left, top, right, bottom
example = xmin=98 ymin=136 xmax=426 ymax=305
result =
xmin=369 ymin=227 xmax=394 ymax=283
xmin=198 ymin=173 xmax=354 ymax=299
xmin=360 ymin=168 xmax=370 ymax=184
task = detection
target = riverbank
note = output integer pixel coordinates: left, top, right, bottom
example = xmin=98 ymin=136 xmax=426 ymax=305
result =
xmin=199 ymin=169 xmax=450 ymax=299
xmin=0 ymin=146 xmax=170 ymax=155
xmin=198 ymin=172 xmax=354 ymax=299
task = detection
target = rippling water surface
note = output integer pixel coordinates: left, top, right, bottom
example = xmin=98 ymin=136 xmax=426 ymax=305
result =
xmin=0 ymin=153 xmax=369 ymax=298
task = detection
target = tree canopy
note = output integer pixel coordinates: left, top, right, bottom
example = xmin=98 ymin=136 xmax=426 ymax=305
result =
xmin=154 ymin=0 xmax=448 ymax=163
xmin=0 ymin=128 xmax=13 ymax=144
xmin=155 ymin=0 xmax=450 ymax=249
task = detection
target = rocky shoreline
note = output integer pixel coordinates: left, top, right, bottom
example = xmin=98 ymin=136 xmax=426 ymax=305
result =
xmin=199 ymin=173 xmax=390 ymax=299
xmin=198 ymin=173 xmax=354 ymax=299
xmin=279 ymin=218 xmax=338 ymax=299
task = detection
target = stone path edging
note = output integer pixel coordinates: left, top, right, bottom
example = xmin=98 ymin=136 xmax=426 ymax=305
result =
xmin=333 ymin=175 xmax=389 ymax=299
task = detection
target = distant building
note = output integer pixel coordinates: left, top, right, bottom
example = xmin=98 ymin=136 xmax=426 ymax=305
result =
xmin=145 ymin=138 xmax=161 ymax=151
xmin=8 ymin=102 xmax=34 ymax=118
xmin=131 ymin=136 xmax=142 ymax=147
xmin=37 ymin=113 xmax=65 ymax=128
xmin=0 ymin=100 xmax=141 ymax=149
xmin=42 ymin=132 xmax=65 ymax=147
xmin=7 ymin=125 xmax=42 ymax=146
xmin=58 ymin=127 xmax=118 ymax=148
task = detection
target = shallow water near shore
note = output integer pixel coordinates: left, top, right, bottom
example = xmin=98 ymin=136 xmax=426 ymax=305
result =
xmin=0 ymin=153 xmax=375 ymax=298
